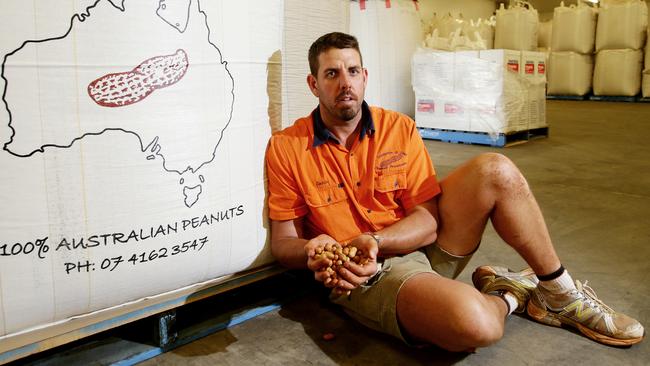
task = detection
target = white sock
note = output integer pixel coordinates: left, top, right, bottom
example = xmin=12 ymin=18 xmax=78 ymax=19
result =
xmin=539 ymin=269 xmax=576 ymax=294
xmin=503 ymin=292 xmax=518 ymax=315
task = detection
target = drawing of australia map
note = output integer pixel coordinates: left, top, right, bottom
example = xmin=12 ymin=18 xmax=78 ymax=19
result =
xmin=1 ymin=0 xmax=234 ymax=207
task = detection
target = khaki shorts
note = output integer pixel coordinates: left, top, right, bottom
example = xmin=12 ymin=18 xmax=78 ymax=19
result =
xmin=329 ymin=243 xmax=474 ymax=343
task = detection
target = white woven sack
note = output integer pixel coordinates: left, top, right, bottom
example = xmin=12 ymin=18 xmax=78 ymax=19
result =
xmin=596 ymin=0 xmax=648 ymax=51
xmin=437 ymin=13 xmax=464 ymax=38
xmin=283 ymin=0 xmax=350 ymax=127
xmin=642 ymin=72 xmax=650 ymax=97
xmin=593 ymin=49 xmax=643 ymax=96
xmin=551 ymin=2 xmax=596 ymax=54
xmin=494 ymin=1 xmax=538 ymax=51
xmin=464 ymin=18 xmax=495 ymax=50
xmin=350 ymin=0 xmax=422 ymax=117
xmin=547 ymin=51 xmax=593 ymax=96
xmin=538 ymin=20 xmax=552 ymax=49
xmin=645 ymin=27 xmax=650 ymax=71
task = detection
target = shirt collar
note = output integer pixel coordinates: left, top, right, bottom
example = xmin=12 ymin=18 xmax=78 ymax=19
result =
xmin=312 ymin=101 xmax=375 ymax=148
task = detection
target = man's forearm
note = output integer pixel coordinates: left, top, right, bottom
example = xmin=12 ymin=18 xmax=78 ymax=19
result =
xmin=271 ymin=237 xmax=310 ymax=269
xmin=375 ymin=203 xmax=438 ymax=256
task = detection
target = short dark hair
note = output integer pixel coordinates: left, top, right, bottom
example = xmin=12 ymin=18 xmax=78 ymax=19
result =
xmin=308 ymin=32 xmax=363 ymax=76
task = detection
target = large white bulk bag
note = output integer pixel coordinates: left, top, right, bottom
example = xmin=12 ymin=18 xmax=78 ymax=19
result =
xmin=436 ymin=13 xmax=465 ymax=38
xmin=596 ymin=0 xmax=648 ymax=51
xmin=0 ymin=0 xmax=281 ymax=349
xmin=538 ymin=20 xmax=552 ymax=49
xmin=494 ymin=2 xmax=538 ymax=51
xmin=593 ymin=49 xmax=643 ymax=96
xmin=551 ymin=2 xmax=596 ymax=54
xmin=283 ymin=0 xmax=349 ymax=127
xmin=642 ymin=72 xmax=650 ymax=97
xmin=463 ymin=17 xmax=496 ymax=50
xmin=645 ymin=27 xmax=650 ymax=71
xmin=350 ymin=0 xmax=422 ymax=117
xmin=547 ymin=51 xmax=594 ymax=95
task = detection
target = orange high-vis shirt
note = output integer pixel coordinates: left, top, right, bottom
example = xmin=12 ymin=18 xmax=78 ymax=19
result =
xmin=266 ymin=104 xmax=440 ymax=243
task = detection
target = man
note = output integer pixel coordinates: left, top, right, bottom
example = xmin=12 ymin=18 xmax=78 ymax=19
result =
xmin=265 ymin=32 xmax=643 ymax=351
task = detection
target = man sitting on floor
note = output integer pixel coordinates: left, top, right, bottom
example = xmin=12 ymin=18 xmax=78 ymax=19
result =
xmin=265 ymin=31 xmax=644 ymax=351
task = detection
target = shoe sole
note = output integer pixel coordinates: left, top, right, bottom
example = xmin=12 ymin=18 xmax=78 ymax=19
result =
xmin=527 ymin=299 xmax=644 ymax=346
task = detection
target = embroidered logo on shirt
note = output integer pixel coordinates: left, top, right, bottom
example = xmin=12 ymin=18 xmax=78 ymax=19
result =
xmin=377 ymin=151 xmax=406 ymax=169
xmin=315 ymin=180 xmax=331 ymax=189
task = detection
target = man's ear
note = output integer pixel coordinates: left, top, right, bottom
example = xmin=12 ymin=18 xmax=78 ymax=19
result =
xmin=363 ymin=67 xmax=368 ymax=88
xmin=307 ymin=74 xmax=319 ymax=98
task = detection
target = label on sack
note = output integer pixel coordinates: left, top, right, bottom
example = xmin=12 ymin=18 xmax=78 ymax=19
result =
xmin=417 ymin=100 xmax=435 ymax=113
xmin=444 ymin=103 xmax=463 ymax=114
xmin=507 ymin=59 xmax=519 ymax=72
xmin=525 ymin=61 xmax=534 ymax=75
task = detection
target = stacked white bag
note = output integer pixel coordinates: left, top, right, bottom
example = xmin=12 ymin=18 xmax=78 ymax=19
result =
xmin=423 ymin=13 xmax=495 ymax=51
xmin=350 ymin=0 xmax=422 ymax=117
xmin=548 ymin=1 xmax=597 ymax=96
xmin=412 ymin=48 xmax=542 ymax=135
xmin=537 ymin=20 xmax=552 ymax=52
xmin=593 ymin=0 xmax=647 ymax=96
xmin=494 ymin=1 xmax=538 ymax=51
xmin=642 ymin=27 xmax=650 ymax=97
xmin=283 ymin=0 xmax=349 ymax=127
xmin=493 ymin=1 xmax=545 ymax=130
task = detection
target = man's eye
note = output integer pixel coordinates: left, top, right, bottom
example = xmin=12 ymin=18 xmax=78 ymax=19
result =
xmin=350 ymin=69 xmax=359 ymax=75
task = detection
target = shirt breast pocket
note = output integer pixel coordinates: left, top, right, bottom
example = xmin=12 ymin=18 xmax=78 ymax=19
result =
xmin=375 ymin=169 xmax=407 ymax=193
xmin=304 ymin=184 xmax=348 ymax=208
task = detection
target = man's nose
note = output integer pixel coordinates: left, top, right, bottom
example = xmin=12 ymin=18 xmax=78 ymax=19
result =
xmin=340 ymin=72 xmax=352 ymax=89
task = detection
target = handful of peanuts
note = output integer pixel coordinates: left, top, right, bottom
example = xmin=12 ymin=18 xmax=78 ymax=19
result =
xmin=312 ymin=242 xmax=371 ymax=288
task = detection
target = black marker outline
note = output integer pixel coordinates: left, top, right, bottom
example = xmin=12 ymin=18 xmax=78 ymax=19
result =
xmin=1 ymin=0 xmax=235 ymax=207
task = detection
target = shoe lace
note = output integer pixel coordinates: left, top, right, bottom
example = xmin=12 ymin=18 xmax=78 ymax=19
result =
xmin=573 ymin=280 xmax=614 ymax=314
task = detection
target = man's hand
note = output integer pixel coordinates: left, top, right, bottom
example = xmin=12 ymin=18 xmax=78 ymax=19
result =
xmin=332 ymin=233 xmax=380 ymax=295
xmin=304 ymin=234 xmax=340 ymax=288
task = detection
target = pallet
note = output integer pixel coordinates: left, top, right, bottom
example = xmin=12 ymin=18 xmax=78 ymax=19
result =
xmin=546 ymin=94 xmax=588 ymax=101
xmin=0 ymin=265 xmax=287 ymax=365
xmin=588 ymin=95 xmax=637 ymax=103
xmin=6 ymin=269 xmax=314 ymax=366
xmin=418 ymin=127 xmax=549 ymax=147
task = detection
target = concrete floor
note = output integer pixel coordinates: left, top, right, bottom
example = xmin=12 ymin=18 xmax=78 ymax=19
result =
xmin=142 ymin=100 xmax=650 ymax=366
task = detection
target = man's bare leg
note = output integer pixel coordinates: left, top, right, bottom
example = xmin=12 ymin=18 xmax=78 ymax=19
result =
xmin=435 ymin=152 xmax=560 ymax=274
xmin=397 ymin=273 xmax=508 ymax=351
xmin=395 ymin=152 xmax=559 ymax=351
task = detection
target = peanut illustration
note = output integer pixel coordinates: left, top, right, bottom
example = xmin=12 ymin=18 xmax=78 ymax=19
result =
xmin=87 ymin=49 xmax=189 ymax=107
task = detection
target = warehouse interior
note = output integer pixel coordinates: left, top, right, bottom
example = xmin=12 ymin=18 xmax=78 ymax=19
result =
xmin=1 ymin=0 xmax=649 ymax=365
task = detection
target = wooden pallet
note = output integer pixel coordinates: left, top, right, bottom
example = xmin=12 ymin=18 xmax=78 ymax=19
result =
xmin=589 ymin=95 xmax=638 ymax=103
xmin=546 ymin=94 xmax=588 ymax=101
xmin=9 ymin=270 xmax=312 ymax=366
xmin=418 ymin=127 xmax=549 ymax=147
xmin=0 ymin=265 xmax=287 ymax=365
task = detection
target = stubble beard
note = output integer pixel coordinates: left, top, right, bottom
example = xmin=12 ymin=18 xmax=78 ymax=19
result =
xmin=337 ymin=105 xmax=359 ymax=121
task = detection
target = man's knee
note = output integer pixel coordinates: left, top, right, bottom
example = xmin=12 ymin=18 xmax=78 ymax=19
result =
xmin=473 ymin=152 xmax=529 ymax=196
xmin=442 ymin=298 xmax=505 ymax=350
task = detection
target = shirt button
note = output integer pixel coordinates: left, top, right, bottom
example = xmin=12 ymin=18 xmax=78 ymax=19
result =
xmin=356 ymin=182 xmax=361 ymax=187
xmin=338 ymin=183 xmax=344 ymax=188
xmin=367 ymin=209 xmax=372 ymax=213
